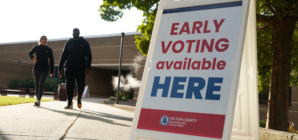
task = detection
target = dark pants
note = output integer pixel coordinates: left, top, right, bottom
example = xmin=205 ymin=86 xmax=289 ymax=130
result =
xmin=65 ymin=68 xmax=86 ymax=105
xmin=33 ymin=69 xmax=48 ymax=100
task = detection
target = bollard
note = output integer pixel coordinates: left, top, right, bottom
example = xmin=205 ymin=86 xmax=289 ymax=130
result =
xmin=0 ymin=87 xmax=8 ymax=96
xmin=54 ymin=90 xmax=59 ymax=100
xmin=19 ymin=88 xmax=26 ymax=97
xmin=17 ymin=83 xmax=24 ymax=89
xmin=29 ymin=88 xmax=35 ymax=98
xmin=58 ymin=83 xmax=67 ymax=101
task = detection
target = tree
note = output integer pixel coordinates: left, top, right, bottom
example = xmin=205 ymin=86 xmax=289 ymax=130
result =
xmin=258 ymin=23 xmax=298 ymax=95
xmin=99 ymin=0 xmax=159 ymax=56
xmin=256 ymin=0 xmax=298 ymax=131
xmin=99 ymin=0 xmax=298 ymax=131
xmin=257 ymin=23 xmax=273 ymax=95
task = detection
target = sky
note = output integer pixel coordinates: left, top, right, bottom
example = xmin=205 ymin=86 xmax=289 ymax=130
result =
xmin=0 ymin=0 xmax=144 ymax=44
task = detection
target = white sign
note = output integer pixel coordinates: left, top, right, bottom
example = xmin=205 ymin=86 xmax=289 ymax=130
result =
xmin=130 ymin=0 xmax=251 ymax=140
xmin=82 ymin=86 xmax=89 ymax=97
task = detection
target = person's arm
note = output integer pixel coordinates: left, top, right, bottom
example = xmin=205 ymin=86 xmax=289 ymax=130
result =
xmin=85 ymin=41 xmax=92 ymax=69
xmin=28 ymin=46 xmax=36 ymax=59
xmin=49 ymin=48 xmax=54 ymax=75
xmin=58 ymin=43 xmax=69 ymax=78
xmin=58 ymin=43 xmax=69 ymax=70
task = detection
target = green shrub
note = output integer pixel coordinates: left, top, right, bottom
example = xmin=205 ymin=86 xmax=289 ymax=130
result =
xmin=44 ymin=78 xmax=63 ymax=92
xmin=122 ymin=96 xmax=129 ymax=101
xmin=22 ymin=77 xmax=35 ymax=89
xmin=260 ymin=120 xmax=266 ymax=128
xmin=9 ymin=79 xmax=21 ymax=89
xmin=109 ymin=96 xmax=115 ymax=101
xmin=9 ymin=77 xmax=35 ymax=89
xmin=9 ymin=77 xmax=63 ymax=92
xmin=9 ymin=77 xmax=36 ymax=89
xmin=259 ymin=88 xmax=269 ymax=100
xmin=114 ymin=91 xmax=130 ymax=101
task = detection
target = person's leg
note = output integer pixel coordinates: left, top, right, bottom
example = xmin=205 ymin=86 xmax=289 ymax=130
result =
xmin=33 ymin=69 xmax=41 ymax=101
xmin=38 ymin=71 xmax=49 ymax=102
xmin=65 ymin=70 xmax=75 ymax=106
xmin=75 ymin=68 xmax=86 ymax=108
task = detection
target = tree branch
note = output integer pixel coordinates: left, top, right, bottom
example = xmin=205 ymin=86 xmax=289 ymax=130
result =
xmin=257 ymin=14 xmax=272 ymax=24
xmin=265 ymin=0 xmax=275 ymax=15
xmin=258 ymin=23 xmax=270 ymax=30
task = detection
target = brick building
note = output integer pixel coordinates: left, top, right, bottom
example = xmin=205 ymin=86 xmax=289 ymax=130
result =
xmin=0 ymin=32 xmax=145 ymax=100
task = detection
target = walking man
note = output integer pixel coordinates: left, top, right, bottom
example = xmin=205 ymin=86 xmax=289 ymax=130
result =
xmin=58 ymin=28 xmax=92 ymax=109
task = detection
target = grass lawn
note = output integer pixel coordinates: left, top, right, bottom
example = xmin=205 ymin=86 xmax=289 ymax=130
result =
xmin=0 ymin=96 xmax=53 ymax=106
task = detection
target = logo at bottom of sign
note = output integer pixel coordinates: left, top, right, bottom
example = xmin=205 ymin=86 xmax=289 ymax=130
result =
xmin=160 ymin=115 xmax=169 ymax=126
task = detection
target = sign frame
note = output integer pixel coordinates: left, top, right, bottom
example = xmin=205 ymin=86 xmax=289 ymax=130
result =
xmin=129 ymin=0 xmax=251 ymax=139
xmin=231 ymin=0 xmax=259 ymax=139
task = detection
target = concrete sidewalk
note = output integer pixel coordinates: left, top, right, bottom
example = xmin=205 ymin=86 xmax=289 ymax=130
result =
xmin=0 ymin=97 xmax=134 ymax=140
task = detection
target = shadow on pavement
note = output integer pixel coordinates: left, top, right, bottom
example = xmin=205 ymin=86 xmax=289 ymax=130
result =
xmin=0 ymin=129 xmax=9 ymax=140
xmin=83 ymin=109 xmax=133 ymax=122
xmin=80 ymin=98 xmax=107 ymax=104
xmin=39 ymin=107 xmax=131 ymax=127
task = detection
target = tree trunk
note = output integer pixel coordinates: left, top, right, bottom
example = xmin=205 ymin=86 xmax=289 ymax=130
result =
xmin=266 ymin=17 xmax=297 ymax=131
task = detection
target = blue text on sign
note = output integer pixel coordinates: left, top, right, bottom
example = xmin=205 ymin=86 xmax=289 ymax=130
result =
xmin=151 ymin=76 xmax=223 ymax=100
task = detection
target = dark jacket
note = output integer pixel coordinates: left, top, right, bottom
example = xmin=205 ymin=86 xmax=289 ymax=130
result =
xmin=58 ymin=37 xmax=92 ymax=70
xmin=28 ymin=45 xmax=54 ymax=73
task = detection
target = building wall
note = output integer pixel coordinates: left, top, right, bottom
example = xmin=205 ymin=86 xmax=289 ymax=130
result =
xmin=0 ymin=60 xmax=33 ymax=88
xmin=86 ymin=68 xmax=114 ymax=98
xmin=0 ymin=34 xmax=140 ymax=66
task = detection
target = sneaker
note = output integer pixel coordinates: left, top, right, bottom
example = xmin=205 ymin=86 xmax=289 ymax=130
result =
xmin=34 ymin=102 xmax=40 ymax=107
xmin=64 ymin=102 xmax=73 ymax=109
xmin=77 ymin=99 xmax=82 ymax=109
xmin=64 ymin=104 xmax=73 ymax=109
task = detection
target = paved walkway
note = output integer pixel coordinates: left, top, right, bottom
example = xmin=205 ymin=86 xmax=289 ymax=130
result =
xmin=0 ymin=96 xmax=134 ymax=140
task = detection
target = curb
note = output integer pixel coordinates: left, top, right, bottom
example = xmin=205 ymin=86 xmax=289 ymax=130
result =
xmin=114 ymin=104 xmax=135 ymax=112
xmin=260 ymin=127 xmax=298 ymax=140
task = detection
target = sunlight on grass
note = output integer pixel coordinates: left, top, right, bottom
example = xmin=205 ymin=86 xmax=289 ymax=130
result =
xmin=0 ymin=96 xmax=53 ymax=106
